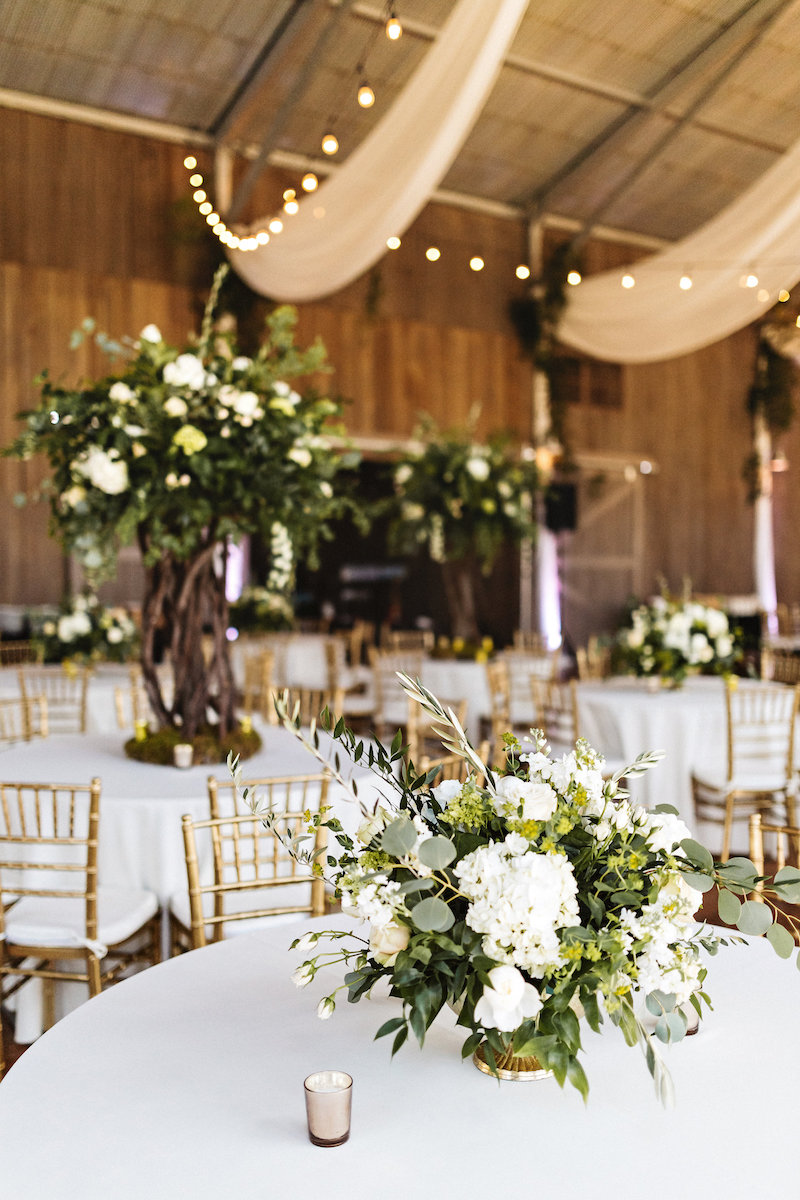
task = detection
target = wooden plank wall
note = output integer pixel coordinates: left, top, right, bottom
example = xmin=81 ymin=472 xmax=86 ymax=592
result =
xmin=1 ymin=107 xmax=797 ymax=632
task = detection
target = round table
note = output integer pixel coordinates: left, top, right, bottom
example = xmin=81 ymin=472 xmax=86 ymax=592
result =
xmin=0 ymin=915 xmax=796 ymax=1200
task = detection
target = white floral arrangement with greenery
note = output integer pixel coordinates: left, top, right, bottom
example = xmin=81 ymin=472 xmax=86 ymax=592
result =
xmin=31 ymin=594 xmax=138 ymax=664
xmin=388 ymin=416 xmax=538 ymax=571
xmin=615 ymin=596 xmax=741 ymax=684
xmin=234 ymin=676 xmax=800 ymax=1105
xmin=229 ymin=585 xmax=295 ymax=635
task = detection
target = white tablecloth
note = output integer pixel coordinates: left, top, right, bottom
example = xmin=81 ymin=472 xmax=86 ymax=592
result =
xmin=0 ymin=915 xmax=797 ymax=1200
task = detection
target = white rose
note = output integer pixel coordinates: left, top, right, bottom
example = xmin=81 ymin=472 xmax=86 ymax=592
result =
xmin=474 ymin=965 xmax=542 ymax=1032
xmin=273 ymin=380 xmax=290 ymax=396
xmin=164 ymin=397 xmax=188 ymax=419
xmin=495 ymin=776 xmax=557 ymax=823
xmin=465 ymin=456 xmax=491 ymax=481
xmin=231 ymin=390 xmax=260 ymax=418
xmin=75 ymin=447 xmax=129 ymax=495
xmin=139 ymin=324 xmax=162 ymax=343
xmin=641 ymin=810 xmax=691 ymax=855
xmin=109 ymin=382 xmax=136 ymax=403
xmin=395 ymin=463 xmax=413 ymax=487
xmin=716 ymin=635 xmax=733 ymax=658
xmin=107 ymin=626 xmax=124 ymax=644
xmin=316 ymin=997 xmax=335 ymax=1020
xmin=232 ymin=356 xmax=252 ymax=371
xmin=163 ymin=354 xmax=206 ymax=391
xmin=319 ymin=481 xmax=333 ymax=499
xmin=288 ymin=446 xmax=312 ymax=467
xmin=432 ymin=779 xmax=463 ymax=804
xmin=369 ymin=921 xmax=410 ymax=966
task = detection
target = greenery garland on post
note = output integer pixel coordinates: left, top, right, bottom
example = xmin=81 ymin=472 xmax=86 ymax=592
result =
xmin=4 ymin=265 xmax=357 ymax=756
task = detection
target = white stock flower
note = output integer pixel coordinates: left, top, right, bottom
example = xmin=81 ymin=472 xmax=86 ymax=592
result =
xmin=109 ymin=382 xmax=136 ymax=403
xmin=106 ymin=626 xmax=123 ymax=644
xmin=369 ymin=921 xmax=410 ymax=966
xmin=232 ymin=356 xmax=252 ymax=371
xmin=139 ymin=323 xmax=162 ymax=343
xmin=639 ymin=809 xmax=691 ymax=855
xmin=163 ymin=354 xmax=206 ymax=390
xmin=74 ymin=446 xmax=129 ymax=495
xmin=432 ymin=778 xmax=463 ymax=805
xmin=474 ymin=965 xmax=542 ymax=1032
xmin=231 ymin=390 xmax=260 ymax=419
xmin=60 ymin=485 xmax=87 ymax=508
xmin=316 ymin=997 xmax=335 ymax=1020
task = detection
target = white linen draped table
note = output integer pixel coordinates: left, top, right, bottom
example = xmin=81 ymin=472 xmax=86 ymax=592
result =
xmin=576 ymin=676 xmax=767 ymax=848
xmin=0 ymin=915 xmax=797 ymax=1200
xmin=0 ymin=725 xmax=385 ymax=1040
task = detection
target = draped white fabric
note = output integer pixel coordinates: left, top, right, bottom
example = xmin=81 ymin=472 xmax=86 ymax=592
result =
xmin=229 ymin=0 xmax=529 ymax=302
xmin=558 ymin=137 xmax=800 ymax=364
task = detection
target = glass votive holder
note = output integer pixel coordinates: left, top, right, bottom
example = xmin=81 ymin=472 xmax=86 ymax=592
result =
xmin=303 ymin=1071 xmax=352 ymax=1147
xmin=173 ymin=742 xmax=194 ymax=769
xmin=240 ymin=714 xmax=253 ymax=734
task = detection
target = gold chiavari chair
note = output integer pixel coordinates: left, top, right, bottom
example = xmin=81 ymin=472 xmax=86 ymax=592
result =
xmin=176 ymin=773 xmax=330 ymax=951
xmin=17 ymin=664 xmax=91 ymax=734
xmin=531 ymin=677 xmax=579 ymax=754
xmin=749 ymin=813 xmax=800 ymax=941
xmin=368 ymin=647 xmax=425 ymax=742
xmin=240 ymin=648 xmax=276 ymax=723
xmin=379 ymin=628 xmax=435 ymax=653
xmin=0 ymin=696 xmax=48 ymax=745
xmin=576 ymin=636 xmax=613 ymax=681
xmin=279 ymin=685 xmax=344 ymax=728
xmin=324 ymin=639 xmax=374 ymax=729
xmin=512 ymin=630 xmax=548 ymax=653
xmin=0 ymin=640 xmax=44 ymax=667
xmin=0 ymin=778 xmax=160 ymax=1078
xmin=692 ymin=681 xmax=800 ymax=862
xmin=486 ymin=658 xmax=547 ymax=765
xmin=760 ymin=647 xmax=800 ymax=685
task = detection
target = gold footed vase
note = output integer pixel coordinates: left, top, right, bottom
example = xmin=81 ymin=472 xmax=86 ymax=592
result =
xmin=472 ymin=1042 xmax=553 ymax=1081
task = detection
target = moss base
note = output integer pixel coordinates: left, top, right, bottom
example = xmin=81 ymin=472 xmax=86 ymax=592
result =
xmin=123 ymin=722 xmax=262 ymax=766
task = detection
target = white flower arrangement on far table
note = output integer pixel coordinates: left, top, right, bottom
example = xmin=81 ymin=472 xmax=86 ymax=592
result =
xmin=615 ymin=595 xmax=741 ymax=686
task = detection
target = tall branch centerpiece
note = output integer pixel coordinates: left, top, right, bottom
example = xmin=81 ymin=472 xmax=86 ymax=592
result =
xmin=4 ymin=266 xmax=356 ymax=758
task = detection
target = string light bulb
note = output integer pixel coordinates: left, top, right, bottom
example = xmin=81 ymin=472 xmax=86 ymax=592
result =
xmin=386 ymin=236 xmax=401 ymax=250
xmin=301 ymin=172 xmax=319 ymax=192
xmin=779 ymin=290 xmax=791 ymax=303
xmin=470 ymin=256 xmax=485 ymax=272
xmin=567 ymin=270 xmax=582 ymax=286
xmin=284 ymin=197 xmax=299 ymax=215
xmin=183 ymin=155 xmax=197 ymax=170
xmin=426 ymin=246 xmax=441 ymax=262
xmin=515 ymin=265 xmax=530 ymax=280
xmin=268 ymin=217 xmax=284 ymax=234
xmin=321 ymin=132 xmax=339 ymax=155
xmin=679 ymin=274 xmax=693 ymax=290
xmin=385 ymin=11 xmax=403 ymax=39
xmin=357 ymin=82 xmax=375 ymax=108
xmin=621 ymin=274 xmax=635 ymax=289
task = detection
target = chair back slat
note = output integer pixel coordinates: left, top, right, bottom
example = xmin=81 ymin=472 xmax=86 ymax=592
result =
xmin=18 ymin=666 xmax=90 ymax=734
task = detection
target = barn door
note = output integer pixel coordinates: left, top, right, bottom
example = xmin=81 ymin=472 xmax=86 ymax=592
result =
xmin=558 ymin=457 xmax=650 ymax=652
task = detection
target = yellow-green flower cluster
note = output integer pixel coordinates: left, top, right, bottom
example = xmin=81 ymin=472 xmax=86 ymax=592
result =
xmin=172 ymin=424 xmax=208 ymax=455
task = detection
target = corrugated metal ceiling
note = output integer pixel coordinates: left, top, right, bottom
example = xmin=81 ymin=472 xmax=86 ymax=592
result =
xmin=2 ymin=0 xmax=799 ymax=243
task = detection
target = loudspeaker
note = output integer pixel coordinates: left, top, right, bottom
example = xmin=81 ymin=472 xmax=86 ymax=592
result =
xmin=544 ymin=482 xmax=577 ymax=533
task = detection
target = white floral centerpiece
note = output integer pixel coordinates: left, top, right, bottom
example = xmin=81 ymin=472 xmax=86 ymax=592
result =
xmin=235 ymin=677 xmax=800 ymax=1104
xmin=31 ymin=594 xmax=138 ymax=664
xmin=615 ymin=595 xmax=741 ymax=686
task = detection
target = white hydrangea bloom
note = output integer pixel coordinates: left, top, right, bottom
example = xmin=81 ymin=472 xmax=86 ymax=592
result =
xmin=163 ymin=353 xmax=206 ymax=390
xmin=74 ymin=446 xmax=129 ymax=495
xmin=455 ymin=835 xmax=580 ymax=976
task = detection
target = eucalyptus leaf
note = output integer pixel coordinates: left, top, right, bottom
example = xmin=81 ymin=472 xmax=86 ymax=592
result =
xmin=410 ymin=896 xmax=455 ymax=932
xmin=716 ymin=887 xmax=742 ymax=926
xmin=679 ymin=838 xmax=714 ymax=870
xmin=736 ymin=899 xmax=773 ymax=936
xmin=680 ymin=870 xmax=715 ymax=893
xmin=766 ymin=922 xmax=795 ymax=959
xmin=417 ymin=835 xmax=457 ymax=869
xmin=645 ymin=989 xmax=676 ymax=1016
xmin=380 ymin=815 xmax=417 ymax=857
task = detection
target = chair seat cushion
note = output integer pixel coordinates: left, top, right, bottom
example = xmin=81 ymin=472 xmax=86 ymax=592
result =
xmin=4 ymin=885 xmax=158 ymax=956
xmin=691 ymin=770 xmax=792 ymax=795
xmin=168 ymin=882 xmax=317 ymax=937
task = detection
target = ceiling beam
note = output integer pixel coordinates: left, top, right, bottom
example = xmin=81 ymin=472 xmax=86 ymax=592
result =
xmin=565 ymin=0 xmax=793 ymax=249
xmin=521 ymin=0 xmax=790 ymax=215
xmin=209 ymin=0 xmax=316 ymax=140
xmin=225 ymin=0 xmax=358 ymax=223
